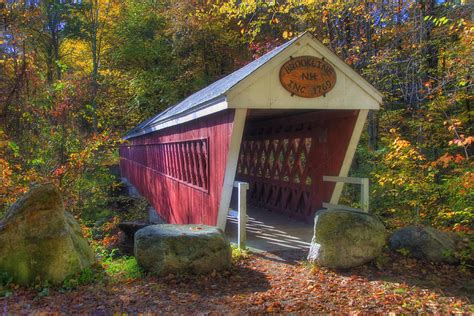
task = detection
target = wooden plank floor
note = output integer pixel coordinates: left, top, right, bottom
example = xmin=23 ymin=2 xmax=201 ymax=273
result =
xmin=225 ymin=206 xmax=314 ymax=253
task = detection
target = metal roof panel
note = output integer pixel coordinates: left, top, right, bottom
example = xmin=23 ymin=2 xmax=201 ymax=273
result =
xmin=124 ymin=35 xmax=300 ymax=139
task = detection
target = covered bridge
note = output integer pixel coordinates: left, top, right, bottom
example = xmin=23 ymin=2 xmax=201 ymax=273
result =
xmin=119 ymin=32 xmax=382 ymax=230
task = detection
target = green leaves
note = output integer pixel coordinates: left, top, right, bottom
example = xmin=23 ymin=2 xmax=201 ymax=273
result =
xmin=7 ymin=142 xmax=20 ymax=158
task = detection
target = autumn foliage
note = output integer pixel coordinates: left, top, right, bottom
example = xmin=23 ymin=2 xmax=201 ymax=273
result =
xmin=0 ymin=2 xmax=472 ymax=312
xmin=1 ymin=1 xmax=472 ymax=230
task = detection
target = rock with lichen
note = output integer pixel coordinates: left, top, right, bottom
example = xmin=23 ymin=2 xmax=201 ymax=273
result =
xmin=0 ymin=184 xmax=95 ymax=285
xmin=307 ymin=209 xmax=387 ymax=269
xmin=135 ymin=224 xmax=231 ymax=276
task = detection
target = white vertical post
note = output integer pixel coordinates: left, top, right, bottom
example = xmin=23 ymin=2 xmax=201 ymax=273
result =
xmin=236 ymin=181 xmax=249 ymax=249
xmin=217 ymin=109 xmax=247 ymax=230
xmin=361 ymin=178 xmax=369 ymax=213
xmin=323 ymin=176 xmax=370 ymax=213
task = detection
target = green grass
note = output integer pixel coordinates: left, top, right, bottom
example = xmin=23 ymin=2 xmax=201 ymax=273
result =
xmin=103 ymin=256 xmax=143 ymax=282
xmin=231 ymin=244 xmax=251 ymax=263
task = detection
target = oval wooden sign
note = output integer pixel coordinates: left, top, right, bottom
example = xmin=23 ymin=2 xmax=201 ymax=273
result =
xmin=279 ymin=56 xmax=337 ymax=98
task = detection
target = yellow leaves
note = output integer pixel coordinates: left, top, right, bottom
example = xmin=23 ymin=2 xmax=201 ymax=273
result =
xmin=444 ymin=118 xmax=462 ymax=131
xmin=386 ymin=129 xmax=426 ymax=164
xmin=61 ymin=39 xmax=92 ymax=74
xmin=282 ymin=30 xmax=293 ymax=39
xmin=386 ymin=137 xmax=425 ymax=163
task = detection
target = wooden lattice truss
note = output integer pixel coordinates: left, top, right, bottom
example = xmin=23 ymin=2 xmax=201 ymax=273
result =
xmin=237 ymin=110 xmax=358 ymax=221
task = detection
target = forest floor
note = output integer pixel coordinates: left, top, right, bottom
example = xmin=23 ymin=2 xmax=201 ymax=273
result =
xmin=2 ymin=250 xmax=472 ymax=314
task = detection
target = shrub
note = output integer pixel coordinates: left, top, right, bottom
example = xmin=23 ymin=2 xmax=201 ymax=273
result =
xmin=103 ymin=256 xmax=143 ymax=282
xmin=231 ymin=245 xmax=251 ymax=264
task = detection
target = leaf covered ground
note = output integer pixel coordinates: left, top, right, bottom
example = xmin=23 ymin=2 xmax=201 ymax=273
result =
xmin=1 ymin=250 xmax=472 ymax=314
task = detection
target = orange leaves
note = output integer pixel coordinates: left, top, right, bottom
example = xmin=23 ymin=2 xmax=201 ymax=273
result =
xmin=432 ymin=153 xmax=466 ymax=168
xmin=53 ymin=165 xmax=66 ymax=177
xmin=453 ymin=223 xmax=472 ymax=233
xmin=0 ymin=129 xmax=31 ymax=208
xmin=449 ymin=135 xmax=473 ymax=147
xmin=265 ymin=301 xmax=281 ymax=313
xmin=102 ymin=234 xmax=120 ymax=247
xmin=102 ymin=216 xmax=120 ymax=235
xmin=445 ymin=118 xmax=462 ymax=132
xmin=1 ymin=249 xmax=473 ymax=313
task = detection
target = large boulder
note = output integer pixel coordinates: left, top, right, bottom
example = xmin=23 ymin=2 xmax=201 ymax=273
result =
xmin=389 ymin=225 xmax=459 ymax=264
xmin=135 ymin=224 xmax=231 ymax=276
xmin=307 ymin=209 xmax=387 ymax=269
xmin=0 ymin=184 xmax=95 ymax=285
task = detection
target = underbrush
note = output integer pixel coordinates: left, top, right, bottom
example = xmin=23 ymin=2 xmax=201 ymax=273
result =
xmin=102 ymin=254 xmax=143 ymax=282
xmin=231 ymin=245 xmax=251 ymax=264
xmin=60 ymin=254 xmax=142 ymax=292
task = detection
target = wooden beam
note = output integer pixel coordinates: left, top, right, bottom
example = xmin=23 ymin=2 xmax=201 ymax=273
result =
xmin=329 ymin=109 xmax=369 ymax=205
xmin=323 ymin=176 xmax=370 ymax=213
xmin=323 ymin=176 xmax=365 ymax=185
xmin=216 ymin=108 xmax=247 ymax=230
xmin=234 ymin=181 xmax=249 ymax=249
xmin=322 ymin=203 xmax=363 ymax=213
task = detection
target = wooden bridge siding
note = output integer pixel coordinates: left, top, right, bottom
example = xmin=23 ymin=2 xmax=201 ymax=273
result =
xmin=119 ymin=110 xmax=235 ymax=226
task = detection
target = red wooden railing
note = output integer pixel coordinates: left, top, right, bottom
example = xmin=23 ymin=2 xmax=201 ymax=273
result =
xmin=120 ymin=138 xmax=209 ymax=191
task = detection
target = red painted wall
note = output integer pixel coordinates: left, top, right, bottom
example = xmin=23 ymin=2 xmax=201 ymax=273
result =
xmin=310 ymin=110 xmax=359 ymax=213
xmin=119 ymin=110 xmax=235 ymax=225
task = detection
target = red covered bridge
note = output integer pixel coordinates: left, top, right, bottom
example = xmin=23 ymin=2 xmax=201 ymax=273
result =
xmin=119 ymin=33 xmax=382 ymax=230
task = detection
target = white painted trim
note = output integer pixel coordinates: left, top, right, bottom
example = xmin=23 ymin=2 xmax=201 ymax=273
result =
xmin=216 ymin=108 xmax=247 ymax=230
xmin=303 ymin=35 xmax=383 ymax=102
xmin=124 ymin=99 xmax=228 ymax=140
xmin=323 ymin=176 xmax=369 ymax=212
xmin=323 ymin=176 xmax=366 ymax=185
xmin=125 ymin=33 xmax=383 ymax=140
xmin=227 ymin=33 xmax=382 ymax=108
xmin=329 ymin=109 xmax=369 ymax=205
xmin=227 ymin=42 xmax=306 ymax=102
xmin=234 ymin=181 xmax=249 ymax=249
xmin=322 ymin=203 xmax=363 ymax=213
xmin=360 ymin=178 xmax=370 ymax=212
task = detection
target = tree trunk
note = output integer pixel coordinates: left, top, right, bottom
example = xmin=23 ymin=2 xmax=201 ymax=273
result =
xmin=367 ymin=110 xmax=379 ymax=150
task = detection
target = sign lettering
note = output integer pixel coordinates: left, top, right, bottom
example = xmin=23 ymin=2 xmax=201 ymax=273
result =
xmin=279 ymin=56 xmax=337 ymax=98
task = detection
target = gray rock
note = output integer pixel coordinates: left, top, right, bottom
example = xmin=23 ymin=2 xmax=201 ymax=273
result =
xmin=135 ymin=224 xmax=231 ymax=276
xmin=389 ymin=225 xmax=459 ymax=264
xmin=307 ymin=209 xmax=387 ymax=269
xmin=0 ymin=184 xmax=95 ymax=285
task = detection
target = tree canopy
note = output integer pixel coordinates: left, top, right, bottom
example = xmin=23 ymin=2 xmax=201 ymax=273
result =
xmin=1 ymin=0 xmax=472 ymax=230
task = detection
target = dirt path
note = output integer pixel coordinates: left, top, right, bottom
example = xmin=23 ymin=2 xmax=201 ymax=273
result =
xmin=2 ymin=251 xmax=472 ymax=314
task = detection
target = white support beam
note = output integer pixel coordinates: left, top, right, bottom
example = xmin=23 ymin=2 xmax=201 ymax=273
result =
xmin=322 ymin=203 xmax=362 ymax=213
xmin=329 ymin=109 xmax=369 ymax=205
xmin=323 ymin=176 xmax=366 ymax=185
xmin=323 ymin=176 xmax=370 ymax=213
xmin=216 ymin=108 xmax=247 ymax=230
xmin=234 ymin=181 xmax=249 ymax=249
xmin=360 ymin=178 xmax=369 ymax=213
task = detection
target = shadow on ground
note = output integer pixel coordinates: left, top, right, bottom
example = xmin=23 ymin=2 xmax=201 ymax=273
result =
xmin=324 ymin=251 xmax=474 ymax=303
xmin=225 ymin=206 xmax=314 ymax=253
